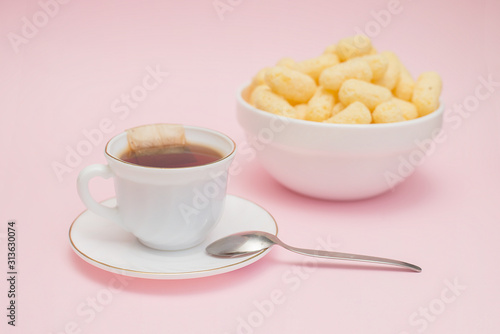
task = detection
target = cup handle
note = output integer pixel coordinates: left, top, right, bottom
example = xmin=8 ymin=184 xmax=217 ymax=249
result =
xmin=77 ymin=164 xmax=120 ymax=224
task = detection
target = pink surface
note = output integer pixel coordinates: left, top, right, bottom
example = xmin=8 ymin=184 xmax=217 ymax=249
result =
xmin=1 ymin=0 xmax=500 ymax=333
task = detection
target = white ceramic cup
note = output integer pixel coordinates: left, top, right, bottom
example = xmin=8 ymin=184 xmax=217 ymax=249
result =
xmin=77 ymin=125 xmax=236 ymax=251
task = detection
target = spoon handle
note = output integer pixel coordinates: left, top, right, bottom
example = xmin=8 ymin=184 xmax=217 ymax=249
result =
xmin=280 ymin=244 xmax=422 ymax=272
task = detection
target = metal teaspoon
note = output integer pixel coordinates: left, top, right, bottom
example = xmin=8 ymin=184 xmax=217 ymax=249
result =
xmin=206 ymin=231 xmax=421 ymax=272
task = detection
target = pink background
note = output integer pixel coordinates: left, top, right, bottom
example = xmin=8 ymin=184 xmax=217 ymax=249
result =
xmin=1 ymin=0 xmax=500 ymax=333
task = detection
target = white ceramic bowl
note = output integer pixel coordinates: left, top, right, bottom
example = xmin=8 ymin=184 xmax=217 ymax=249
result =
xmin=236 ymin=83 xmax=445 ymax=200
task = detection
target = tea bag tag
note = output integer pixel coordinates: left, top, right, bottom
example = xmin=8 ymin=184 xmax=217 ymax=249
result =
xmin=126 ymin=124 xmax=186 ymax=156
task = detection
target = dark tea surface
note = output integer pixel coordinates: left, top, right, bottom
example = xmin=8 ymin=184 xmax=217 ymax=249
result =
xmin=119 ymin=143 xmax=223 ymax=168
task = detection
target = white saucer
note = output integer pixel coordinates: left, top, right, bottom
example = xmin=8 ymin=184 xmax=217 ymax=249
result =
xmin=69 ymin=195 xmax=278 ymax=279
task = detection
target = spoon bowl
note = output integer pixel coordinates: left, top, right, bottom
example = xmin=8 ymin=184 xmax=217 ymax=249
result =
xmin=206 ymin=231 xmax=277 ymax=257
xmin=206 ymin=231 xmax=421 ymax=272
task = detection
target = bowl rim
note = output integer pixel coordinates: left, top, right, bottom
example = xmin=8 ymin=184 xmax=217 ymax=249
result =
xmin=237 ymin=82 xmax=445 ymax=129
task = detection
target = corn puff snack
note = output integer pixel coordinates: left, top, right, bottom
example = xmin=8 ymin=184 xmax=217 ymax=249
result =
xmin=324 ymin=101 xmax=372 ymax=124
xmin=319 ymin=58 xmax=372 ymax=91
xmin=305 ymin=86 xmax=336 ymax=122
xmin=338 ymin=79 xmax=392 ymax=111
xmin=246 ymin=35 xmax=442 ymax=124
xmin=412 ymin=72 xmax=442 ymax=117
xmin=264 ymin=66 xmax=317 ymax=105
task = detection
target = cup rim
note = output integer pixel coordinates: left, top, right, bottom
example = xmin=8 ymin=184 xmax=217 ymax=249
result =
xmin=237 ymin=82 xmax=445 ymax=129
xmin=104 ymin=124 xmax=236 ymax=170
